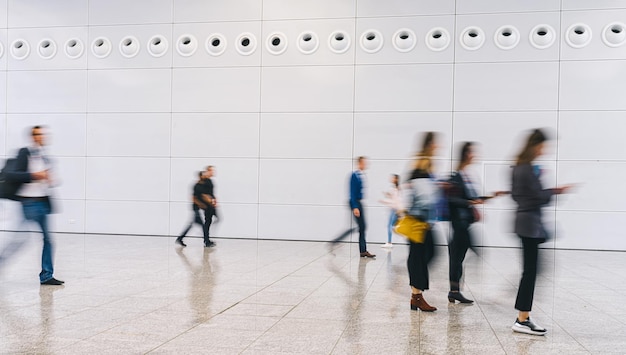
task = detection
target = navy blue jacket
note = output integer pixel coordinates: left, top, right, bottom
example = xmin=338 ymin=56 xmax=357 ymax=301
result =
xmin=349 ymin=171 xmax=363 ymax=209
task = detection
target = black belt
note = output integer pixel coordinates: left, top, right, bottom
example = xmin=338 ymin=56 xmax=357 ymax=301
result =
xmin=20 ymin=197 xmax=48 ymax=202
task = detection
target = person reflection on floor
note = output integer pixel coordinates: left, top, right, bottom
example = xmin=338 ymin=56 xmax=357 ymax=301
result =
xmin=176 ymin=247 xmax=217 ymax=324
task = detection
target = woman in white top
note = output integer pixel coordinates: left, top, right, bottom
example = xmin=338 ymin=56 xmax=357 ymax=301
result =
xmin=380 ymin=174 xmax=401 ymax=248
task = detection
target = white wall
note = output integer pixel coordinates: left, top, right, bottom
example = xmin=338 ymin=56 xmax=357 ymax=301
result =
xmin=1 ymin=0 xmax=625 ymax=251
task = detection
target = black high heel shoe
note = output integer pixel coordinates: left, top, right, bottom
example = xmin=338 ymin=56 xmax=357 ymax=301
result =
xmin=448 ymin=291 xmax=473 ymax=304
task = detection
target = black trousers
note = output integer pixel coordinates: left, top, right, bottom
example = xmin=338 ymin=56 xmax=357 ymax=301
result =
xmin=355 ymin=205 xmax=366 ymax=253
xmin=407 ymin=227 xmax=434 ymax=291
xmin=179 ymin=209 xmax=205 ymax=239
xmin=515 ymin=236 xmax=542 ymax=312
xmin=179 ymin=206 xmax=215 ymax=244
xmin=332 ymin=203 xmax=367 ymax=253
xmin=448 ymin=219 xmax=472 ymax=291
xmin=203 ymin=206 xmax=215 ymax=245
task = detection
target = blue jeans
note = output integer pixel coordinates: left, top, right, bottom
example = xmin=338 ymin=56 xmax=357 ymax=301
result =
xmin=22 ymin=200 xmax=54 ymax=283
xmin=387 ymin=210 xmax=398 ymax=243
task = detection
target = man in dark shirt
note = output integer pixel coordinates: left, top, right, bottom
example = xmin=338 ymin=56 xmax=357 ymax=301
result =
xmin=176 ymin=171 xmax=209 ymax=247
xmin=200 ymin=166 xmax=218 ymax=247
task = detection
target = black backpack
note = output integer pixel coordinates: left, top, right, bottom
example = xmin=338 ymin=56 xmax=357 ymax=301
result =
xmin=0 ymin=157 xmax=23 ymax=200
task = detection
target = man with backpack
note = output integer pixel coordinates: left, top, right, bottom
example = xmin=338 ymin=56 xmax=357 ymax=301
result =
xmin=2 ymin=126 xmax=63 ymax=285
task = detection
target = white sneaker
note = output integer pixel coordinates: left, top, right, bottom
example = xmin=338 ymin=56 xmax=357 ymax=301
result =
xmin=381 ymin=243 xmax=393 ymax=248
xmin=512 ymin=317 xmax=547 ymax=336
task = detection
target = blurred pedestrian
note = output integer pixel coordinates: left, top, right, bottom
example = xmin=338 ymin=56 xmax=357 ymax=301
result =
xmin=510 ymin=129 xmax=572 ymax=335
xmin=380 ymin=174 xmax=401 ymax=249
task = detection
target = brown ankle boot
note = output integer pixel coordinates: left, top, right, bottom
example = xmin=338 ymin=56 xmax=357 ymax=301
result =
xmin=410 ymin=293 xmax=437 ymax=312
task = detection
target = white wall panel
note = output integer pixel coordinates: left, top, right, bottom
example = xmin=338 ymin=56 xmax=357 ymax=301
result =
xmin=562 ymin=0 xmax=626 ymax=11
xmin=263 ymin=0 xmax=355 ymax=20
xmin=354 ymin=112 xmax=453 ymax=160
xmin=482 ymin=209 xmax=558 ymax=249
xmin=5 ymin=113 xmax=86 ymax=156
xmin=7 ymin=70 xmax=87 ymax=113
xmin=0 ymin=0 xmax=6 ymax=28
xmin=85 ymin=157 xmax=170 ymax=201
xmin=0 ymin=2 xmax=624 ymax=252
xmin=170 ymin=158 xmax=258 ymax=204
xmin=8 ymin=0 xmax=87 ymax=28
xmin=258 ymin=205 xmax=352 ymax=241
xmin=87 ymin=25 xmax=172 ymax=69
xmin=354 ymin=16 xmax=454 ymax=65
xmin=258 ymin=159 xmax=351 ymax=205
xmin=362 ymin=159 xmax=421 ymax=208
xmin=86 ymin=113 xmax=170 ymax=157
xmin=0 ymin=72 xmax=5 ymax=113
xmin=261 ymin=19 xmax=355 ymax=66
xmin=261 ymin=66 xmax=354 ymax=112
xmin=85 ymin=201 xmax=169 ymax=235
xmin=50 ymin=199 xmax=85 ymax=234
xmin=354 ymin=64 xmax=453 ymax=111
xmin=453 ymin=112 xmax=558 ymax=162
xmin=557 ymin=161 xmax=626 ymax=212
xmin=170 ymin=202 xmax=258 ymax=239
xmin=366 ymin=205 xmax=394 ymax=244
xmin=454 ymin=62 xmax=559 ymax=111
xmin=260 ymin=113 xmax=352 ymax=159
xmin=7 ymin=27 xmax=88 ymax=70
xmin=1 ymin=201 xmax=22 ymax=231
xmin=173 ymin=0 xmax=261 ymax=23
xmin=171 ymin=113 xmax=259 ymax=158
xmin=0 ymin=115 xmax=5 ymax=157
xmin=0 ymin=199 xmax=22 ymax=231
xmin=172 ymin=22 xmax=261 ymax=68
xmin=560 ymin=9 xmax=626 ymax=61
xmin=51 ymin=157 xmax=85 ymax=200
xmin=357 ymin=0 xmax=454 ymax=17
xmin=172 ymin=67 xmax=260 ymax=113
xmin=555 ymin=211 xmax=626 ymax=250
xmin=481 ymin=209 xmax=525 ymax=248
xmin=0 ymin=29 xmax=8 ymax=68
xmin=88 ymin=69 xmax=171 ymax=113
xmin=559 ymin=111 xmax=626 ymax=161
xmin=89 ymin=0 xmax=172 ymax=25
xmin=560 ymin=61 xmax=626 ymax=110
xmin=456 ymin=0 xmax=560 ymax=14
xmin=483 ymin=161 xmax=559 ymax=212
xmin=455 ymin=12 xmax=560 ymax=63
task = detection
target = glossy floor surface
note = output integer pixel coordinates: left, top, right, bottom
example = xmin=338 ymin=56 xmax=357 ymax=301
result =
xmin=1 ymin=232 xmax=625 ymax=354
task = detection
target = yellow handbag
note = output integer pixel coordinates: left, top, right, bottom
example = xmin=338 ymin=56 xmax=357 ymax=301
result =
xmin=394 ymin=215 xmax=428 ymax=244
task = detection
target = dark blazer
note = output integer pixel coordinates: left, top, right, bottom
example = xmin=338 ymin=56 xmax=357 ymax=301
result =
xmin=6 ymin=148 xmax=33 ymax=184
xmin=448 ymin=171 xmax=478 ymax=224
xmin=349 ymin=171 xmax=363 ymax=209
xmin=512 ymin=163 xmax=555 ymax=240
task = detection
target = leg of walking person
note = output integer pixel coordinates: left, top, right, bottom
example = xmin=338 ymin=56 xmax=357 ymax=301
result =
xmin=203 ymin=206 xmax=215 ymax=247
xmin=407 ymin=228 xmax=436 ymax=312
xmin=512 ymin=236 xmax=546 ymax=335
xmin=177 ymin=209 xmax=204 ymax=247
xmin=448 ymin=220 xmax=473 ymax=303
xmin=357 ymin=205 xmax=366 ymax=253
xmin=384 ymin=211 xmax=397 ymax=248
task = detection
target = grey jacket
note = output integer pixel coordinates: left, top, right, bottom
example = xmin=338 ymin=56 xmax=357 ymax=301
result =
xmin=511 ymin=164 xmax=556 ymax=240
xmin=406 ymin=173 xmax=438 ymax=222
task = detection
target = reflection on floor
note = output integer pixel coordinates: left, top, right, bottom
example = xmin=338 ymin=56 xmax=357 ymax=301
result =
xmin=1 ymin=232 xmax=625 ymax=354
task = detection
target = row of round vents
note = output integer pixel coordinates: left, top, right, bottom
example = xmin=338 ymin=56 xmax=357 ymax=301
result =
xmin=2 ymin=23 xmax=625 ymax=60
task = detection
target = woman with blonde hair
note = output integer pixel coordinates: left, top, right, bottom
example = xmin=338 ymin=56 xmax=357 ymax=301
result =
xmin=405 ymin=132 xmax=439 ymax=312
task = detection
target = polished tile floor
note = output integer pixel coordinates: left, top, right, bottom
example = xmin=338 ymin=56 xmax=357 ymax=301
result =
xmin=1 ymin=232 xmax=625 ymax=354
